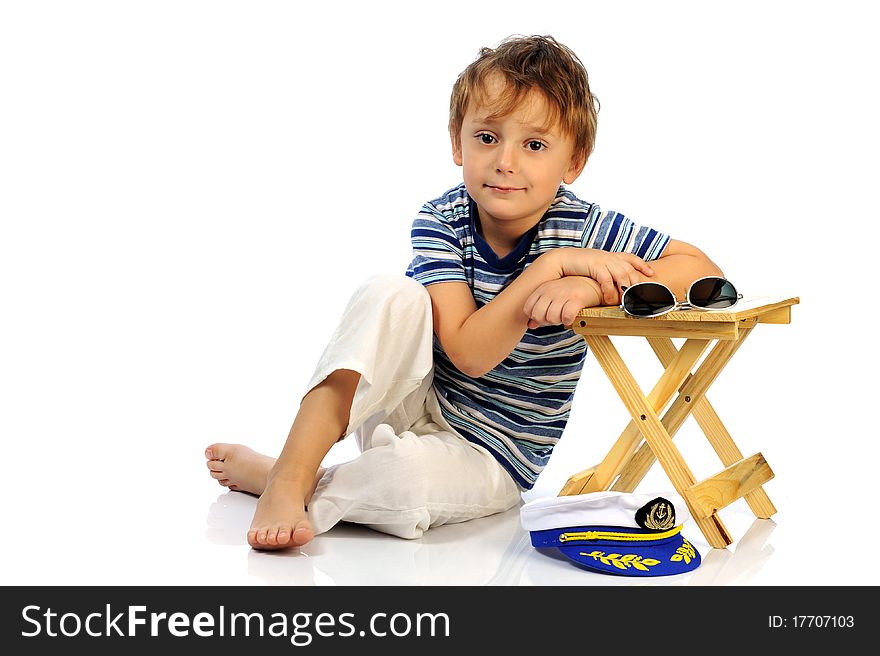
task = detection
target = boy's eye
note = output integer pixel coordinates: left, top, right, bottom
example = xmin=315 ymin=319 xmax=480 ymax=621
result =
xmin=527 ymin=140 xmax=546 ymax=151
xmin=478 ymin=133 xmax=496 ymax=145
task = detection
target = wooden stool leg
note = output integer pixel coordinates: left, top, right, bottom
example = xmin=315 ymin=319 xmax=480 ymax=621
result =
xmin=647 ymin=337 xmax=777 ymax=519
xmin=560 ymin=338 xmax=710 ymax=496
xmin=613 ymin=321 xmax=757 ymax=493
xmin=585 ymin=335 xmax=732 ymax=549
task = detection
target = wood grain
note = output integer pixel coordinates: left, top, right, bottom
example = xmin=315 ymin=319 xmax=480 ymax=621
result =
xmin=684 ymin=453 xmax=774 ymax=518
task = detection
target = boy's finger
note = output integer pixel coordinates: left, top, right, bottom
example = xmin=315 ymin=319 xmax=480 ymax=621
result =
xmin=603 ymin=280 xmax=616 ymax=304
xmin=562 ymin=300 xmax=581 ymax=326
xmin=624 ymin=253 xmax=653 ymax=276
xmin=531 ymin=296 xmax=551 ymax=323
xmin=547 ymin=300 xmax=563 ymax=325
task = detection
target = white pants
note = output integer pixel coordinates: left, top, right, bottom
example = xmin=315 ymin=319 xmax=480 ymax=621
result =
xmin=303 ymin=274 xmax=521 ymax=539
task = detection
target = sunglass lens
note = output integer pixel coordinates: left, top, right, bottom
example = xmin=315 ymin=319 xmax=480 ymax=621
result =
xmin=689 ymin=277 xmax=738 ymax=309
xmin=622 ymin=283 xmax=676 ymax=316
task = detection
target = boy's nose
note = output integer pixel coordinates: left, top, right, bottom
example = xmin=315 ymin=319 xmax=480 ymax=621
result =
xmin=495 ymin=144 xmax=518 ymax=174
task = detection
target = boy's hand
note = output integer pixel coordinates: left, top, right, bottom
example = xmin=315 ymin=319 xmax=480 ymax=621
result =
xmin=523 ymin=276 xmax=603 ymax=329
xmin=556 ymin=248 xmax=654 ymax=305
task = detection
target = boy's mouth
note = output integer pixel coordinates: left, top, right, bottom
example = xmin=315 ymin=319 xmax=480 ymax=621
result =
xmin=485 ymin=185 xmax=524 ymax=193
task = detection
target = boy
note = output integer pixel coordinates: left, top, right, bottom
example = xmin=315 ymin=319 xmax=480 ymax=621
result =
xmin=205 ymin=35 xmax=723 ymax=550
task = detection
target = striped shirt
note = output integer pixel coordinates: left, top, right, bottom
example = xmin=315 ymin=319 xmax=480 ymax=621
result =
xmin=405 ymin=183 xmax=669 ymax=489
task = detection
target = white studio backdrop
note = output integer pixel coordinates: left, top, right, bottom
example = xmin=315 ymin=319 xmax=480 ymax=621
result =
xmin=1 ymin=0 xmax=879 ymax=581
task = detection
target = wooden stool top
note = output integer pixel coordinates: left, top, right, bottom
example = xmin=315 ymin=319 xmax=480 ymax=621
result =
xmin=572 ymin=296 xmax=800 ymax=340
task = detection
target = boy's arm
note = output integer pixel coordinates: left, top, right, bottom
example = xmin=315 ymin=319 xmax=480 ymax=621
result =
xmin=426 ymin=252 xmax=568 ymax=378
xmin=559 ymin=239 xmax=722 ymax=302
xmin=427 ymin=248 xmax=652 ymax=378
xmin=523 ymin=239 xmax=724 ymax=329
xmin=553 ymin=239 xmax=722 ymax=303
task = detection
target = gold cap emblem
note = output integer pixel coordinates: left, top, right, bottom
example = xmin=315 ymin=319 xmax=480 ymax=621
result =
xmin=636 ymin=497 xmax=676 ymax=531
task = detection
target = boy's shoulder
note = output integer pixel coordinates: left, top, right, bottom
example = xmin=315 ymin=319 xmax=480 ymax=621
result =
xmin=413 ymin=183 xmax=472 ymax=235
xmin=546 ymin=186 xmax=597 ymax=216
xmin=422 ymin=182 xmax=470 ymax=215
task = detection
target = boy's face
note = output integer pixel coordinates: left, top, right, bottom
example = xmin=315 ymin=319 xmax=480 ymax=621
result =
xmin=452 ymin=74 xmax=585 ymax=232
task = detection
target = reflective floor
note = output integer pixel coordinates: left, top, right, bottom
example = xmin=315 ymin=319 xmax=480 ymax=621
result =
xmin=202 ymin=488 xmax=780 ymax=587
xmin=2 ymin=332 xmax=872 ymax=587
xmin=0 ymin=431 xmax=843 ymax=587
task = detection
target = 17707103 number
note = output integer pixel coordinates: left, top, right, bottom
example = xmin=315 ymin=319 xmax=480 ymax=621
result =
xmin=768 ymin=616 xmax=854 ymax=629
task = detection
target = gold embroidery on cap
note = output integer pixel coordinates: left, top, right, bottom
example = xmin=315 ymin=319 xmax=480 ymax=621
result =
xmin=559 ymin=531 xmax=600 ymax=542
xmin=670 ymin=539 xmax=696 ymax=564
xmin=579 ymin=551 xmax=661 ymax=572
xmin=644 ymin=500 xmax=675 ymax=530
xmin=558 ymin=525 xmax=681 ymax=543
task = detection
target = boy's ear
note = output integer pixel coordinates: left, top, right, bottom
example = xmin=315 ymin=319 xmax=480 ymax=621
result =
xmin=563 ymin=152 xmax=587 ymax=185
xmin=451 ymin=134 xmax=463 ymax=166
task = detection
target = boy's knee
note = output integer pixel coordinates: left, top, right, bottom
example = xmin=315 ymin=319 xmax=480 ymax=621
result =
xmin=361 ymin=430 xmax=434 ymax=500
xmin=356 ymin=274 xmax=430 ymax=314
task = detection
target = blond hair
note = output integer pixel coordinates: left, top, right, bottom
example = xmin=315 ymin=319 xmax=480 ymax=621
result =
xmin=449 ymin=35 xmax=599 ymax=165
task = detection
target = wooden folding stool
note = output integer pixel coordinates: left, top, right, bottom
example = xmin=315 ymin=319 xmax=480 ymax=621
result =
xmin=559 ymin=296 xmax=800 ymax=548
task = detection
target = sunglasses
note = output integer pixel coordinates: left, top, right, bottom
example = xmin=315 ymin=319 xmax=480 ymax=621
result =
xmin=619 ymin=276 xmax=742 ymax=318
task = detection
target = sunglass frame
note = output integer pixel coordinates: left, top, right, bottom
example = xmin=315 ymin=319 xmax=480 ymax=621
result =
xmin=620 ymin=276 xmax=742 ymax=318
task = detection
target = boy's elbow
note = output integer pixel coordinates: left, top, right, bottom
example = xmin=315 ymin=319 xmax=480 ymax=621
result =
xmin=689 ymin=245 xmax=724 ymax=278
xmin=704 ymin=258 xmax=724 ymax=278
xmin=439 ymin=332 xmax=492 ymax=378
xmin=705 ymin=255 xmax=724 ymax=279
xmin=461 ymin=362 xmax=493 ymax=378
xmin=668 ymin=240 xmax=724 ymax=278
xmin=450 ymin=353 xmax=492 ymax=379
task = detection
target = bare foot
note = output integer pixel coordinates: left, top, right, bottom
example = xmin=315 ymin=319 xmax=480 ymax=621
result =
xmin=247 ymin=478 xmax=315 ymax=550
xmin=205 ymin=443 xmax=275 ymax=495
xmin=205 ymin=443 xmax=324 ymax=550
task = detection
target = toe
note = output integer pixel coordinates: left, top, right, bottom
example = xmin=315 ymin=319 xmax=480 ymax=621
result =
xmin=249 ymin=527 xmax=288 ymax=551
xmin=209 ymin=470 xmax=226 ymax=480
xmin=206 ymin=444 xmax=232 ymax=461
xmin=247 ymin=522 xmax=302 ymax=549
xmin=292 ymin=521 xmax=315 ymax=546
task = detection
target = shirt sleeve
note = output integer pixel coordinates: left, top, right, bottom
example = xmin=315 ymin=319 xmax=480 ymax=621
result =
xmin=406 ymin=205 xmax=469 ymax=285
xmin=583 ymin=205 xmax=670 ymax=261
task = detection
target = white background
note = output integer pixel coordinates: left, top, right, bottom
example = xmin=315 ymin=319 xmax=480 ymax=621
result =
xmin=1 ymin=0 xmax=878 ymax=586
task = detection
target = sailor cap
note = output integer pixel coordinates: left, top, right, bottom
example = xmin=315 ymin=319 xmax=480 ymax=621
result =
xmin=520 ymin=491 xmax=701 ymax=576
